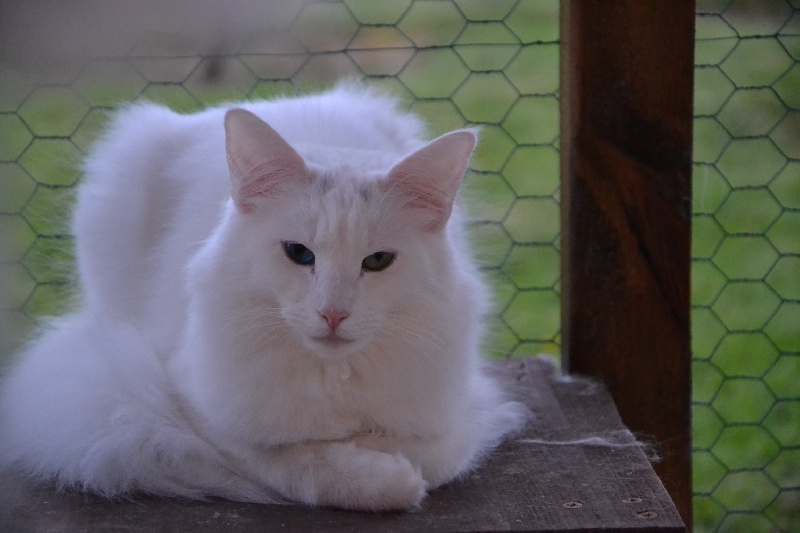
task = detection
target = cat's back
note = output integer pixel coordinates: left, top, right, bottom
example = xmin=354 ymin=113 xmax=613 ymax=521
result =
xmin=169 ymin=84 xmax=426 ymax=167
xmin=240 ymin=84 xmax=426 ymax=164
xmin=86 ymin=83 xmax=424 ymax=185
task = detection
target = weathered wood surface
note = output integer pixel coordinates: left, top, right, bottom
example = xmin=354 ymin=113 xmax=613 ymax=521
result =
xmin=0 ymin=357 xmax=683 ymax=532
xmin=560 ymin=1 xmax=694 ymax=527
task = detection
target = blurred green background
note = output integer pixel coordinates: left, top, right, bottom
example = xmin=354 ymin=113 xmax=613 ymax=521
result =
xmin=0 ymin=1 xmax=798 ymax=531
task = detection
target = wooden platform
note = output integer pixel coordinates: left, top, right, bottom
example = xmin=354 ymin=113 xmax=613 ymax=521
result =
xmin=0 ymin=357 xmax=684 ymax=532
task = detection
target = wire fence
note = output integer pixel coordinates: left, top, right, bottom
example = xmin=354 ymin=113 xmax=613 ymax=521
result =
xmin=692 ymin=2 xmax=799 ymax=531
xmin=0 ymin=1 xmax=797 ymax=531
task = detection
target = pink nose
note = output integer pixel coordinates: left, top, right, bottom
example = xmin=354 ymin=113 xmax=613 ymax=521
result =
xmin=319 ymin=309 xmax=349 ymax=334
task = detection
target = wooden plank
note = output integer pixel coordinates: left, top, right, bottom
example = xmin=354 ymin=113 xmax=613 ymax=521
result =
xmin=559 ymin=1 xmax=694 ymax=527
xmin=0 ymin=357 xmax=684 ymax=532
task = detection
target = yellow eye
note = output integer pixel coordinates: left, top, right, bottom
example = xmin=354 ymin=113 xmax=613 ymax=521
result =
xmin=362 ymin=251 xmax=396 ymax=272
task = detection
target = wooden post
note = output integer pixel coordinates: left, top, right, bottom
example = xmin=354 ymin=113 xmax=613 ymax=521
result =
xmin=560 ymin=1 xmax=694 ymax=527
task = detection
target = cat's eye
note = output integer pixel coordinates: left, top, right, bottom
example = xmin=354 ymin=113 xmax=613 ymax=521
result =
xmin=283 ymin=242 xmax=315 ymax=266
xmin=362 ymin=251 xmax=396 ymax=272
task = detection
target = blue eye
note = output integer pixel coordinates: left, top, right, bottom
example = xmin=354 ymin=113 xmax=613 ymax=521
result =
xmin=362 ymin=251 xmax=395 ymax=272
xmin=283 ymin=242 xmax=315 ymax=266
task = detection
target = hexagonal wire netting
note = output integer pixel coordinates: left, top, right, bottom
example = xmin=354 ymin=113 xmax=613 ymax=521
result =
xmin=693 ymin=2 xmax=799 ymax=531
xmin=0 ymin=1 xmax=797 ymax=531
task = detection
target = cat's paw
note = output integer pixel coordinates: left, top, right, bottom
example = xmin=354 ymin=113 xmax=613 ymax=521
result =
xmin=321 ymin=442 xmax=427 ymax=511
xmin=366 ymin=451 xmax=427 ymax=511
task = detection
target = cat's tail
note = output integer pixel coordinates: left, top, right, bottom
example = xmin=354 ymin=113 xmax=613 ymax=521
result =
xmin=0 ymin=312 xmax=270 ymax=502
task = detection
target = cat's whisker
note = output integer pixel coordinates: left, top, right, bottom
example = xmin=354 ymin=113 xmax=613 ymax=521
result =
xmin=380 ymin=320 xmax=450 ymax=359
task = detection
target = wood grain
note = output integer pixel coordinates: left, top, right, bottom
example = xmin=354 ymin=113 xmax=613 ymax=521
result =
xmin=559 ymin=1 xmax=694 ymax=527
xmin=0 ymin=358 xmax=684 ymax=532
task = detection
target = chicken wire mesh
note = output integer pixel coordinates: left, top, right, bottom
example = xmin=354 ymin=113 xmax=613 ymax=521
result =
xmin=0 ymin=1 xmax=798 ymax=531
xmin=692 ymin=1 xmax=799 ymax=531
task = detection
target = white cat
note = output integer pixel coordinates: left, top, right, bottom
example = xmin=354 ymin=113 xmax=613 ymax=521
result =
xmin=0 ymin=84 xmax=526 ymax=511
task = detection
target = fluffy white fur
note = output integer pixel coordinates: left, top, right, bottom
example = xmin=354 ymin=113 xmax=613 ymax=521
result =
xmin=0 ymin=85 xmax=525 ymax=511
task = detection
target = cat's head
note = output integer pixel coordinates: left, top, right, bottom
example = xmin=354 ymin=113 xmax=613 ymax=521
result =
xmin=214 ymin=108 xmax=476 ymax=360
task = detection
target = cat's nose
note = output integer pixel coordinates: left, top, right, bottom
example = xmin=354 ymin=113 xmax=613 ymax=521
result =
xmin=319 ymin=309 xmax=349 ymax=334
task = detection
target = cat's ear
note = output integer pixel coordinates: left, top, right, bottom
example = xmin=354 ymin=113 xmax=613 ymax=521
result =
xmin=384 ymin=130 xmax=476 ymax=232
xmin=225 ymin=108 xmax=308 ymax=213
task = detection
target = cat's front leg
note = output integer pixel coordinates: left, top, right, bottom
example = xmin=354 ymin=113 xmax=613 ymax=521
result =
xmin=249 ymin=441 xmax=427 ymax=511
xmin=354 ymin=397 xmax=527 ymax=490
xmin=355 ymin=430 xmax=487 ymax=491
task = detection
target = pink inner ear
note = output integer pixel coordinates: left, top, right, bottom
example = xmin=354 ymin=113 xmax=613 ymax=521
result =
xmin=230 ymin=155 xmax=296 ymax=213
xmin=385 ymin=130 xmax=476 ymax=231
xmin=225 ymin=108 xmax=307 ymax=212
